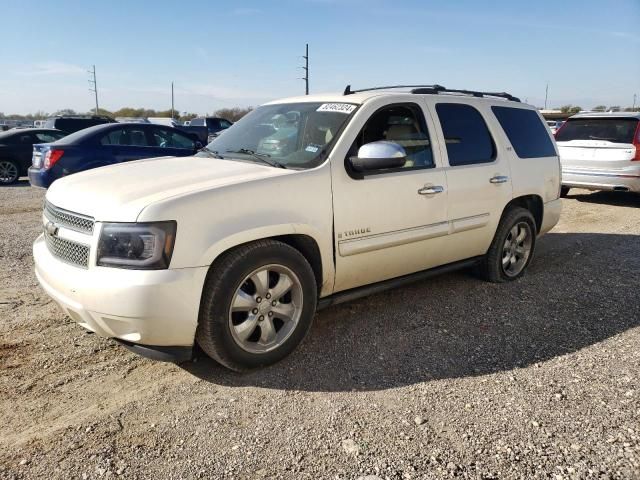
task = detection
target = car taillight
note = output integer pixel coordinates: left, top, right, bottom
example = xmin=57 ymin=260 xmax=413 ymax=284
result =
xmin=633 ymin=122 xmax=640 ymax=161
xmin=44 ymin=149 xmax=64 ymax=169
xmin=553 ymin=121 xmax=568 ymax=139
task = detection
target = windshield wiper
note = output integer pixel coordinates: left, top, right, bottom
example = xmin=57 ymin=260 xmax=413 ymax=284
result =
xmin=226 ymin=148 xmax=287 ymax=169
xmin=199 ymin=146 xmax=224 ymax=159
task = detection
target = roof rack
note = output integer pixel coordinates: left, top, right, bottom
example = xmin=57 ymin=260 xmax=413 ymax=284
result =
xmin=343 ymin=84 xmax=520 ymax=102
xmin=343 ymin=84 xmax=445 ymax=95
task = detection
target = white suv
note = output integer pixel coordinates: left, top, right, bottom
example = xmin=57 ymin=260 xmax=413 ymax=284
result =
xmin=33 ymin=85 xmax=562 ymax=370
xmin=556 ymin=112 xmax=640 ymax=195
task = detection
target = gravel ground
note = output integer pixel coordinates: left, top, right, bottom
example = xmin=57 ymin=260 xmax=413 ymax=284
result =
xmin=1 ymin=181 xmax=639 ymax=479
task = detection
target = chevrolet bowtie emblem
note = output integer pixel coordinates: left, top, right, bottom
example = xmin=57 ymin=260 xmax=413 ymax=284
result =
xmin=45 ymin=221 xmax=59 ymax=237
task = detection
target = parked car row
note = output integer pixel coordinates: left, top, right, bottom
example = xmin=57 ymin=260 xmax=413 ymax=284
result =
xmin=2 ymin=106 xmax=638 ymax=198
xmin=0 ymin=114 xmax=232 ymax=186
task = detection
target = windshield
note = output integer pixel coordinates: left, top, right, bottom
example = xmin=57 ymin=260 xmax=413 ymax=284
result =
xmin=556 ymin=117 xmax=639 ymax=143
xmin=200 ymin=102 xmax=357 ymax=169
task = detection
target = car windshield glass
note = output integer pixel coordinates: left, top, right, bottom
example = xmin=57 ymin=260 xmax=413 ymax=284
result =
xmin=556 ymin=118 xmax=639 ymax=143
xmin=199 ymin=102 xmax=357 ymax=169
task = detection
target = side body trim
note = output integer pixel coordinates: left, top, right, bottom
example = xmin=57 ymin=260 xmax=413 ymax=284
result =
xmin=337 ymin=213 xmax=490 ymax=257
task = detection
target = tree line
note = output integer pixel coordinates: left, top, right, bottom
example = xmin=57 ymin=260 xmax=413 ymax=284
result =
xmin=556 ymin=105 xmax=639 ymax=114
xmin=0 ymin=106 xmax=254 ymax=123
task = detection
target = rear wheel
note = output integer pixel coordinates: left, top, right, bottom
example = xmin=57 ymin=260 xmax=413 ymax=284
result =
xmin=560 ymin=186 xmax=570 ymax=198
xmin=477 ymin=207 xmax=536 ymax=283
xmin=0 ymin=160 xmax=19 ymax=185
xmin=196 ymin=240 xmax=317 ymax=371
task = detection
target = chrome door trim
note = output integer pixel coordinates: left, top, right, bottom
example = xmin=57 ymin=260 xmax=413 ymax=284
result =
xmin=337 ymin=213 xmax=491 ymax=257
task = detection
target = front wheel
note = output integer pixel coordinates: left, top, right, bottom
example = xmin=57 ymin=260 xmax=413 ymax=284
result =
xmin=196 ymin=240 xmax=317 ymax=371
xmin=476 ymin=207 xmax=536 ymax=283
xmin=0 ymin=160 xmax=19 ymax=185
xmin=560 ymin=186 xmax=570 ymax=198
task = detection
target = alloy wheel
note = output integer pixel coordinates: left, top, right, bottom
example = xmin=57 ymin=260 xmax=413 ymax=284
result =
xmin=0 ymin=161 xmax=18 ymax=184
xmin=501 ymin=221 xmax=533 ymax=277
xmin=228 ymin=264 xmax=303 ymax=353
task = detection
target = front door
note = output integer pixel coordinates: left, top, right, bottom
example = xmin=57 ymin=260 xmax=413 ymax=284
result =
xmin=330 ymin=99 xmax=449 ymax=293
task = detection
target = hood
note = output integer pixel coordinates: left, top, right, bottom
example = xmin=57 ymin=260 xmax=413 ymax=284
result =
xmin=46 ymin=155 xmax=292 ymax=221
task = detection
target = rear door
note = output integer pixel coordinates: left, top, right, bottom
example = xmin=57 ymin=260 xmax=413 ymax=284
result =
xmin=99 ymin=125 xmax=157 ymax=164
xmin=556 ymin=117 xmax=639 ymax=170
xmin=425 ymin=99 xmax=513 ymax=264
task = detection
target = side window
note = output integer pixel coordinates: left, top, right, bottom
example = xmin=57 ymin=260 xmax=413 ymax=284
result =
xmin=190 ymin=118 xmax=204 ymax=126
xmin=492 ymin=107 xmax=556 ymax=158
xmin=34 ymin=132 xmax=63 ymax=142
xmin=100 ymin=127 xmax=150 ymax=146
xmin=219 ymin=120 xmax=232 ymax=128
xmin=436 ymin=103 xmax=495 ymax=166
xmin=351 ymin=103 xmax=434 ymax=170
xmin=19 ymin=134 xmax=34 ymax=145
xmin=152 ymin=128 xmax=195 ymax=149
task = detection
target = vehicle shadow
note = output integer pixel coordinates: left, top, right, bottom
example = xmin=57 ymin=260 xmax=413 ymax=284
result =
xmin=567 ymin=190 xmax=639 ymax=207
xmin=183 ymin=232 xmax=640 ymax=392
xmin=3 ymin=179 xmax=31 ymax=188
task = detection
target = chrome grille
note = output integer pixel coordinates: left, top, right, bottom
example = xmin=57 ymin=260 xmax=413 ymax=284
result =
xmin=44 ymin=201 xmax=94 ymax=234
xmin=44 ymin=231 xmax=90 ymax=268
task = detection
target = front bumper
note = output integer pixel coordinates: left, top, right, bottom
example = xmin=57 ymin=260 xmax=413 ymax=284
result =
xmin=562 ymin=167 xmax=640 ymax=193
xmin=34 ymin=233 xmax=208 ymax=352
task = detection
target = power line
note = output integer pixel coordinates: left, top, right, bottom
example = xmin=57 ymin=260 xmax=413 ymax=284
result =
xmin=88 ymin=65 xmax=99 ymax=115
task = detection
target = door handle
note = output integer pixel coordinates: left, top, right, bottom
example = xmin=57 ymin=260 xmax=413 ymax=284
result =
xmin=418 ymin=185 xmax=444 ymax=195
xmin=490 ymin=175 xmax=509 ymax=184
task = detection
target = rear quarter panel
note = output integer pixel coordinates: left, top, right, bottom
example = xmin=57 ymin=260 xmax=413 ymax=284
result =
xmin=491 ymin=106 xmax=561 ymax=204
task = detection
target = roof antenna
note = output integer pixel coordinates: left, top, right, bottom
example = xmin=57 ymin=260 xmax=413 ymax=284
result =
xmin=343 ymin=85 xmax=352 ymax=96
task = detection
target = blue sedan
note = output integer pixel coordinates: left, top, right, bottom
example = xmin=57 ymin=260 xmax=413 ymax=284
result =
xmin=28 ymin=123 xmax=203 ymax=188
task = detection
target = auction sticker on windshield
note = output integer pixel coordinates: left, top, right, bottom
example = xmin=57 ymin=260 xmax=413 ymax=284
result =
xmin=316 ymin=103 xmax=357 ymax=114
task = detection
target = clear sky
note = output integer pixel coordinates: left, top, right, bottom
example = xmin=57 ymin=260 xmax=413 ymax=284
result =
xmin=0 ymin=0 xmax=638 ymax=115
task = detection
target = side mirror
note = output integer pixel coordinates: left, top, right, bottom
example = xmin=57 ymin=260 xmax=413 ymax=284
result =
xmin=349 ymin=141 xmax=407 ymax=172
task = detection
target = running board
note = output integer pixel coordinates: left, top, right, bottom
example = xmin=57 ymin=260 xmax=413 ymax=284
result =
xmin=317 ymin=256 xmax=482 ymax=310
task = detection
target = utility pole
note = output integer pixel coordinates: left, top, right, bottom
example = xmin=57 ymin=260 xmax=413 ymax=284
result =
xmin=633 ymin=93 xmax=637 ymax=111
xmin=301 ymin=43 xmax=309 ymax=95
xmin=544 ymin=82 xmax=549 ymax=110
xmin=171 ymin=82 xmax=175 ymax=119
xmin=88 ymin=65 xmax=99 ymax=115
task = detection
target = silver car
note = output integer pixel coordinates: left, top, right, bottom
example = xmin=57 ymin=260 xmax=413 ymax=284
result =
xmin=556 ymin=112 xmax=640 ymax=195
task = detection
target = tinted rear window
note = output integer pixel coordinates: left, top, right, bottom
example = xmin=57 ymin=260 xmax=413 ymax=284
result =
xmin=555 ymin=118 xmax=639 ymax=144
xmin=492 ymin=106 xmax=557 ymax=158
xmin=435 ymin=103 xmax=495 ymax=166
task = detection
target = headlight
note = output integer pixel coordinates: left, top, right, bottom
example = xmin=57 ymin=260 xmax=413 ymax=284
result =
xmin=97 ymin=221 xmax=176 ymax=269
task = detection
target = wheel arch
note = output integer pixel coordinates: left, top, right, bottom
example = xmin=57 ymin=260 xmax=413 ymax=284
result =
xmin=501 ymin=194 xmax=543 ymax=234
xmin=200 ymin=225 xmax=333 ymax=297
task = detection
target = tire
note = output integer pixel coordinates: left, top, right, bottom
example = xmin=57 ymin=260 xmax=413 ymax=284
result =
xmin=476 ymin=207 xmax=537 ymax=283
xmin=0 ymin=160 xmax=19 ymax=185
xmin=196 ymin=239 xmax=317 ymax=371
xmin=560 ymin=186 xmax=570 ymax=198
